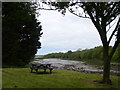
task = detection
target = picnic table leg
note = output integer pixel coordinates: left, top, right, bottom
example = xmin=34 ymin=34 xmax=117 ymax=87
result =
xmin=35 ymin=69 xmax=38 ymax=73
xmin=44 ymin=69 xmax=46 ymax=73
xmin=50 ymin=68 xmax=53 ymax=73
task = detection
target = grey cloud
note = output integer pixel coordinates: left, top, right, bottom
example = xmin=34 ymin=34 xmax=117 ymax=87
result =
xmin=36 ymin=10 xmax=105 ymax=55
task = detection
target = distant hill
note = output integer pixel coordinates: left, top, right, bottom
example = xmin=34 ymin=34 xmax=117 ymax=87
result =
xmin=35 ymin=55 xmax=44 ymax=59
xmin=43 ymin=45 xmax=120 ymax=63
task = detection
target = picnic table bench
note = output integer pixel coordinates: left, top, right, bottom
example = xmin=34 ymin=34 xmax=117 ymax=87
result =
xmin=30 ymin=64 xmax=53 ymax=73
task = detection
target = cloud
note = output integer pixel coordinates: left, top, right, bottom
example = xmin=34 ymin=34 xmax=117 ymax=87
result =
xmin=36 ymin=10 xmax=102 ymax=55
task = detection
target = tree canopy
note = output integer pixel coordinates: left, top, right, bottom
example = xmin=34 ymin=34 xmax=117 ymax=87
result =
xmin=2 ymin=2 xmax=43 ymax=66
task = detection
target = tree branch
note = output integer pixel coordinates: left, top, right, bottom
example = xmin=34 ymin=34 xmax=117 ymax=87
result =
xmin=106 ymin=6 xmax=119 ymax=26
xmin=109 ymin=40 xmax=120 ymax=60
xmin=67 ymin=8 xmax=90 ymax=19
xmin=108 ymin=18 xmax=119 ymax=44
xmin=37 ymin=7 xmax=58 ymax=11
xmin=106 ymin=16 xmax=117 ymax=26
xmin=92 ymin=3 xmax=101 ymax=28
xmin=109 ymin=18 xmax=120 ymax=59
xmin=105 ymin=3 xmax=117 ymax=18
xmin=106 ymin=21 xmax=116 ymax=33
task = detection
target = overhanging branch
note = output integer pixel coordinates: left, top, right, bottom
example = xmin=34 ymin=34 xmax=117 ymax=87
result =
xmin=109 ymin=40 xmax=120 ymax=60
xmin=109 ymin=17 xmax=120 ymax=59
xmin=37 ymin=7 xmax=58 ymax=10
xmin=68 ymin=8 xmax=90 ymax=19
xmin=105 ymin=3 xmax=117 ymax=18
xmin=108 ymin=18 xmax=119 ymax=44
xmin=107 ymin=21 xmax=116 ymax=33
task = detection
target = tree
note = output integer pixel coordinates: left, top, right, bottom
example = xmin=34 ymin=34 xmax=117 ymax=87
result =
xmin=69 ymin=2 xmax=120 ymax=84
xmin=2 ymin=2 xmax=43 ymax=66
xmin=38 ymin=1 xmax=120 ymax=84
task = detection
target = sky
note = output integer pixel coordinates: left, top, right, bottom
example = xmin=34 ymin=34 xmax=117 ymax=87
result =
xmin=36 ymin=10 xmax=115 ymax=55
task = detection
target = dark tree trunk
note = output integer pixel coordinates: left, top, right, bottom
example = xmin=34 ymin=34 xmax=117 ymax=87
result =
xmin=102 ymin=46 xmax=112 ymax=84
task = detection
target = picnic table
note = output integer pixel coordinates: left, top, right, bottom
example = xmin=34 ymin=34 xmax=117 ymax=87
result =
xmin=30 ymin=63 xmax=53 ymax=73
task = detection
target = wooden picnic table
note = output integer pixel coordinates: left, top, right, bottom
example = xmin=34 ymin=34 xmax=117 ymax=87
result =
xmin=30 ymin=63 xmax=53 ymax=73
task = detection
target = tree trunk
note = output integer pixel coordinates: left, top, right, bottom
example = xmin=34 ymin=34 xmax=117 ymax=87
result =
xmin=102 ymin=46 xmax=112 ymax=84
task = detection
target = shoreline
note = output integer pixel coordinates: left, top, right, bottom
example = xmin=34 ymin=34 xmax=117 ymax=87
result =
xmin=32 ymin=58 xmax=120 ymax=76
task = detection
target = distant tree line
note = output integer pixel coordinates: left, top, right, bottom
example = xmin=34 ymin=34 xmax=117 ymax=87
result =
xmin=2 ymin=2 xmax=43 ymax=67
xmin=44 ymin=45 xmax=120 ymax=63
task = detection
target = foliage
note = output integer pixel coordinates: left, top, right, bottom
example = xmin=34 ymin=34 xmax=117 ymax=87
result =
xmin=2 ymin=68 xmax=119 ymax=88
xmin=44 ymin=46 xmax=120 ymax=63
xmin=2 ymin=2 xmax=43 ymax=66
xmin=44 ymin=52 xmax=64 ymax=58
xmin=112 ymin=44 xmax=120 ymax=62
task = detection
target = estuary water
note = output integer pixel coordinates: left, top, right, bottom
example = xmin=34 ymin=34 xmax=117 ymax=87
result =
xmin=31 ymin=58 xmax=120 ymax=75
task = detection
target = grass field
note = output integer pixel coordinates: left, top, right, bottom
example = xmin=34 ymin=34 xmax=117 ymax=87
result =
xmin=2 ymin=68 xmax=120 ymax=88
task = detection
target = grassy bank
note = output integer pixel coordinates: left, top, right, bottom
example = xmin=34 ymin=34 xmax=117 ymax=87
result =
xmin=2 ymin=68 xmax=120 ymax=88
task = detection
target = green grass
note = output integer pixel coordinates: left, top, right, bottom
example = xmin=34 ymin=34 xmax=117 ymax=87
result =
xmin=2 ymin=68 xmax=120 ymax=88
